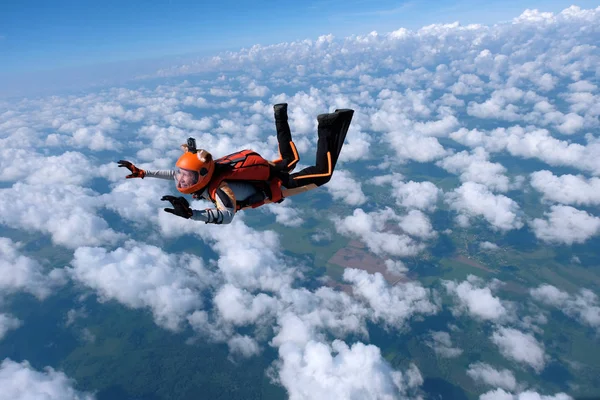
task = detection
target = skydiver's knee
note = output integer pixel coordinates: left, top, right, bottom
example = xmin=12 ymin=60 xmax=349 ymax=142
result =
xmin=311 ymin=176 xmax=332 ymax=187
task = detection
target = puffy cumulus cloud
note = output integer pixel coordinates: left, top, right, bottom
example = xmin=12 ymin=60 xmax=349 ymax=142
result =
xmin=443 ymin=275 xmax=511 ymax=322
xmin=451 ymin=74 xmax=486 ymax=96
xmin=162 ymin=111 xmax=213 ymax=131
xmin=343 ymin=269 xmax=439 ymax=330
xmin=529 ymin=284 xmax=572 ymax=307
xmin=100 ymin=178 xmax=168 ymax=227
xmin=425 ymin=331 xmax=463 ymax=358
xmin=479 ymin=388 xmax=572 ymax=400
xmin=530 ymin=205 xmax=600 ymax=245
xmin=436 ymin=148 xmax=510 ymax=192
xmin=0 ymin=314 xmax=22 ymax=340
xmin=450 ymin=126 xmax=600 ymax=177
xmin=325 ymin=169 xmax=368 ymax=206
xmin=333 ymin=208 xmax=426 ymax=257
xmin=262 ymin=200 xmax=304 ymax=227
xmin=0 ymin=150 xmax=94 ymax=186
xmin=398 ymin=210 xmax=437 ymax=240
xmin=337 ymin=127 xmax=372 ymax=163
xmin=0 ymin=237 xmax=68 ymax=300
xmin=530 ymin=170 xmax=600 ymax=206
xmin=480 ymin=241 xmax=500 ymax=251
xmin=530 ymin=284 xmax=600 ymax=330
xmin=0 ymin=358 xmax=95 ymax=400
xmin=370 ymin=175 xmax=442 ymax=212
xmin=227 ymin=335 xmax=261 ymax=359
xmin=68 ymin=242 xmax=214 ymax=332
xmin=384 ymin=131 xmax=450 ymax=164
xmin=184 ymin=263 xmax=435 ymax=398
xmin=0 ymin=183 xmax=125 ymax=249
xmin=445 ymin=182 xmax=524 ymax=231
xmin=161 ymin=208 xmax=302 ymax=293
xmin=411 ymin=115 xmax=461 ymax=138
xmin=148 ymin=6 xmax=599 ymax=96
xmin=467 ymin=88 xmax=525 ymax=122
xmin=384 ymin=259 xmax=409 ymax=277
xmin=490 ymin=327 xmax=547 ymax=373
xmin=392 ymin=180 xmax=442 ymax=212
xmin=467 ymin=362 xmax=517 ymax=392
xmin=272 ymin=339 xmax=424 ymax=400
xmin=245 ymin=81 xmax=270 ymax=97
xmin=213 ymin=283 xmax=278 ymax=328
xmin=203 ymin=219 xmax=301 ymax=293
xmin=268 ymin=288 xmax=371 ymax=349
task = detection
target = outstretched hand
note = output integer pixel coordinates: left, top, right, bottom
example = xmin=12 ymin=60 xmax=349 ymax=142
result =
xmin=118 ymin=160 xmax=146 ymax=179
xmin=161 ymin=195 xmax=193 ymax=219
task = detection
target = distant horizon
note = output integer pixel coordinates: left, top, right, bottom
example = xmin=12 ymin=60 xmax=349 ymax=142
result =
xmin=1 ymin=1 xmax=599 ymax=98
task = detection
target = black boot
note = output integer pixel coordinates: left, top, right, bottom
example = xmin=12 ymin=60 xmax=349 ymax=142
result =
xmin=274 ymin=103 xmax=288 ymax=121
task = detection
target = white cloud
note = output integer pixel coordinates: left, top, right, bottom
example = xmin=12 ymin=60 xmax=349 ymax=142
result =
xmin=568 ymin=80 xmax=598 ymax=92
xmin=325 ymin=169 xmax=368 ymax=206
xmin=227 ymin=335 xmax=261 ymax=358
xmin=425 ymin=331 xmax=463 ymax=358
xmin=0 ymin=183 xmax=125 ymax=249
xmin=245 ymin=81 xmax=270 ymax=97
xmin=199 ymin=218 xmax=300 ymax=292
xmin=445 ymin=182 xmax=523 ymax=231
xmin=0 ymin=358 xmax=95 ymax=400
xmin=467 ymin=88 xmax=524 ymax=121
xmin=399 ymin=210 xmax=437 ymax=240
xmin=163 ymin=111 xmax=213 ymax=131
xmin=530 ymin=284 xmax=600 ymax=330
xmin=391 ymin=180 xmax=442 ymax=212
xmin=491 ymin=327 xmax=547 ymax=373
xmin=333 ymin=208 xmax=426 ymax=257
xmin=530 ymin=205 xmax=600 ymax=245
xmin=273 ymin=340 xmax=424 ymax=400
xmin=479 ymin=388 xmax=572 ymax=400
xmin=467 ymin=362 xmax=517 ymax=392
xmin=436 ymin=148 xmax=510 ymax=192
xmin=451 ymin=74 xmax=485 ymax=96
xmin=450 ymin=126 xmax=600 ymax=177
xmin=100 ymin=177 xmax=168 ymax=227
xmin=337 ymin=127 xmax=372 ymax=163
xmin=0 ymin=150 xmax=94 ymax=186
xmin=0 ymin=237 xmax=67 ymax=300
xmin=210 ymin=87 xmax=238 ymax=97
xmin=343 ymin=268 xmax=439 ymax=329
xmin=263 ymin=201 xmax=304 ymax=227
xmin=0 ymin=314 xmax=22 ymax=340
xmin=384 ymin=131 xmax=450 ymax=163
xmin=443 ymin=275 xmax=509 ymax=322
xmin=412 ymin=115 xmax=460 ymax=137
xmin=480 ymin=241 xmax=499 ymax=251
xmin=68 ymin=242 xmax=213 ymax=331
xmin=530 ymin=170 xmax=600 ymax=206
xmin=213 ymin=284 xmax=278 ymax=327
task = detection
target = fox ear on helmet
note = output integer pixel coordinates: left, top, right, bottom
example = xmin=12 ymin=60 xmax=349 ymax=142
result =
xmin=197 ymin=149 xmax=212 ymax=163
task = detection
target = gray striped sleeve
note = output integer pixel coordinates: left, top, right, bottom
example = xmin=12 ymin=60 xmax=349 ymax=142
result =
xmin=144 ymin=170 xmax=177 ymax=180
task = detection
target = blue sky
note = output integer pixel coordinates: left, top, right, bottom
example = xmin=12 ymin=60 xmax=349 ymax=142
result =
xmin=0 ymin=0 xmax=597 ymax=95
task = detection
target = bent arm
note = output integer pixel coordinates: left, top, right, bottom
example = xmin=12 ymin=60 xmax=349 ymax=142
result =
xmin=145 ymin=170 xmax=176 ymax=180
xmin=191 ymin=182 xmax=237 ymax=224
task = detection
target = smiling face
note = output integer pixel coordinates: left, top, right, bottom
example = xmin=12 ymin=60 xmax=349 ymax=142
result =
xmin=175 ymin=168 xmax=199 ymax=190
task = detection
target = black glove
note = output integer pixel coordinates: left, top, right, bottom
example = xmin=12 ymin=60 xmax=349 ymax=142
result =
xmin=161 ymin=195 xmax=193 ymax=219
xmin=118 ymin=160 xmax=146 ymax=179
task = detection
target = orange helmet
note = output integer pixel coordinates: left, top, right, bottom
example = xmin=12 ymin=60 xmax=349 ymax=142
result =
xmin=174 ymin=138 xmax=215 ymax=194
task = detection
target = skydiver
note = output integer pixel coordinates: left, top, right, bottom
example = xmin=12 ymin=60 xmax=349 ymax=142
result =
xmin=117 ymin=103 xmax=354 ymax=224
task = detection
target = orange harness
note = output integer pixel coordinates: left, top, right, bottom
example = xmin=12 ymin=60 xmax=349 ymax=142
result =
xmin=206 ymin=150 xmax=284 ymax=210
